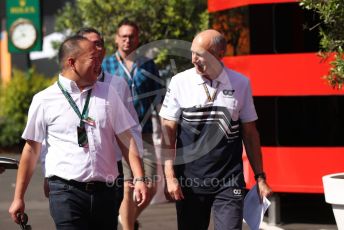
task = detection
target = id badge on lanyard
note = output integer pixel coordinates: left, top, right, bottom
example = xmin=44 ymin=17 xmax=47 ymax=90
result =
xmin=57 ymin=81 xmax=94 ymax=148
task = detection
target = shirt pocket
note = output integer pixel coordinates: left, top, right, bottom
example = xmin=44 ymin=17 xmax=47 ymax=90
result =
xmin=93 ymin=103 xmax=108 ymax=129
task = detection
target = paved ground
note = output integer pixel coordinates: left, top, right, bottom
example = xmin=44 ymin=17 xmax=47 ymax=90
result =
xmin=0 ymin=153 xmax=338 ymax=230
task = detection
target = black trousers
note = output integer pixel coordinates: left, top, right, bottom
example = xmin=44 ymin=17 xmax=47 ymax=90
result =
xmin=48 ymin=176 xmax=123 ymax=230
xmin=176 ymin=187 xmax=244 ymax=230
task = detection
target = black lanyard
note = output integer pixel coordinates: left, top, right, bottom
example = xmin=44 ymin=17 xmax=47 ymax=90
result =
xmin=202 ymin=81 xmax=220 ymax=103
xmin=57 ymin=80 xmax=92 ymax=127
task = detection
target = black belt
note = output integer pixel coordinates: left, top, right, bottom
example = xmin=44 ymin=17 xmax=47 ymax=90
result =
xmin=49 ymin=176 xmax=116 ymax=192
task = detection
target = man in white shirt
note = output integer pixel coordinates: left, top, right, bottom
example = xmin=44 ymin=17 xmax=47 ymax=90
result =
xmin=159 ymin=29 xmax=272 ymax=230
xmin=9 ymin=36 xmax=148 ymax=230
xmin=76 ymin=27 xmax=144 ymax=227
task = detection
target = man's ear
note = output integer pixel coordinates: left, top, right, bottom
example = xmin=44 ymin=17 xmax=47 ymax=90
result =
xmin=114 ymin=34 xmax=119 ymax=47
xmin=218 ymin=49 xmax=225 ymax=59
xmin=67 ymin=57 xmax=76 ymax=70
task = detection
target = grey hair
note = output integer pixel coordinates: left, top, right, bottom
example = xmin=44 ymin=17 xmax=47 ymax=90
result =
xmin=210 ymin=34 xmax=227 ymax=55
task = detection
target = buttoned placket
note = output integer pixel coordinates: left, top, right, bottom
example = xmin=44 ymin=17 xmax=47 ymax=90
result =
xmin=77 ymin=88 xmax=97 ymax=178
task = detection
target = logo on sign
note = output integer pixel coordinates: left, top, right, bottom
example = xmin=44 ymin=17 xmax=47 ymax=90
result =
xmin=19 ymin=0 xmax=26 ymax=7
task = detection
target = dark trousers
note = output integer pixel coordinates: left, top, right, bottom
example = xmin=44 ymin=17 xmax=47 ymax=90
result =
xmin=176 ymin=187 xmax=244 ymax=230
xmin=48 ymin=176 xmax=123 ymax=230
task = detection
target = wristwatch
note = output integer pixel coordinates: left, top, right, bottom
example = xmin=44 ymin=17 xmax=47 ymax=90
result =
xmin=254 ymin=172 xmax=266 ymax=181
xmin=133 ymin=176 xmax=148 ymax=184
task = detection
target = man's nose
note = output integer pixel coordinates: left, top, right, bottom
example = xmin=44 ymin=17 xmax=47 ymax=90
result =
xmin=192 ymin=53 xmax=198 ymax=63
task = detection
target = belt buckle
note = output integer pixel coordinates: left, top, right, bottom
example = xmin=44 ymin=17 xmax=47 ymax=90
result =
xmin=85 ymin=182 xmax=95 ymax=192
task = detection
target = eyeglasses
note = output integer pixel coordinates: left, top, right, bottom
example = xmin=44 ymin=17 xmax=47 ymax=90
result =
xmin=118 ymin=34 xmax=136 ymax=40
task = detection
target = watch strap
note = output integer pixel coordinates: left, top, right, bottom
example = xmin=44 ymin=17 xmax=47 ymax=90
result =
xmin=133 ymin=176 xmax=148 ymax=184
xmin=254 ymin=172 xmax=266 ymax=181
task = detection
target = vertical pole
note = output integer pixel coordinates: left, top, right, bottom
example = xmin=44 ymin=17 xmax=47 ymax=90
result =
xmin=26 ymin=53 xmax=32 ymax=79
xmin=27 ymin=53 xmax=32 ymax=70
xmin=268 ymin=193 xmax=281 ymax=225
xmin=1 ymin=21 xmax=12 ymax=84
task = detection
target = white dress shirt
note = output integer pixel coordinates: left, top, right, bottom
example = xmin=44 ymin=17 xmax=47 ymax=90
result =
xmin=102 ymin=71 xmax=143 ymax=160
xmin=23 ymin=74 xmax=136 ymax=182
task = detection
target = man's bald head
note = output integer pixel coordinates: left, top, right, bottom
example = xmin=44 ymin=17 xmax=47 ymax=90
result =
xmin=193 ymin=29 xmax=227 ymax=58
xmin=58 ymin=35 xmax=99 ymax=89
xmin=191 ymin=29 xmax=227 ymax=78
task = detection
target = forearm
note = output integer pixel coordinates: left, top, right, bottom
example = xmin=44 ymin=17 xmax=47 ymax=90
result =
xmin=242 ymin=123 xmax=264 ymax=175
xmin=117 ymin=130 xmax=144 ymax=178
xmin=242 ymin=122 xmax=272 ymax=197
xmin=14 ymin=141 xmax=41 ymax=200
xmin=161 ymin=119 xmax=177 ymax=179
xmin=117 ymin=130 xmax=148 ymax=206
xmin=245 ymin=137 xmax=263 ymax=174
xmin=128 ymin=137 xmax=144 ymax=178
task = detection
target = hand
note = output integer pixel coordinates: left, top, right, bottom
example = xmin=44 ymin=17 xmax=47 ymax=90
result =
xmin=133 ymin=181 xmax=148 ymax=207
xmin=9 ymin=198 xmax=25 ymax=224
xmin=257 ymin=178 xmax=273 ymax=203
xmin=43 ymin=178 xmax=49 ymax=198
xmin=165 ymin=177 xmax=184 ymax=201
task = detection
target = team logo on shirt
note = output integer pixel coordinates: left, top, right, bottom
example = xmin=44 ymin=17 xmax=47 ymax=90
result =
xmin=223 ymin=89 xmax=235 ymax=97
xmin=233 ymin=188 xmax=243 ymax=197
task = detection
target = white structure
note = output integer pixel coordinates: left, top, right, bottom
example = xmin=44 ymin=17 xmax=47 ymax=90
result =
xmin=323 ymin=172 xmax=344 ymax=230
xmin=30 ymin=32 xmax=65 ymax=60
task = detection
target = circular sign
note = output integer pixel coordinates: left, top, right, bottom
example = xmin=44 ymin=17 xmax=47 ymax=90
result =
xmin=10 ymin=18 xmax=37 ymax=50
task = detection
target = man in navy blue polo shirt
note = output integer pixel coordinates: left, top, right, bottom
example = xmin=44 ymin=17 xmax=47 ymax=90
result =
xmin=159 ymin=29 xmax=272 ymax=230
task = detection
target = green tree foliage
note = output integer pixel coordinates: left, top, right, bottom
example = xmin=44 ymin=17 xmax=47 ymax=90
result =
xmin=55 ymin=0 xmax=208 ymax=54
xmin=0 ymin=69 xmax=55 ymax=148
xmin=55 ymin=0 xmax=208 ymax=75
xmin=300 ymin=0 xmax=344 ymax=89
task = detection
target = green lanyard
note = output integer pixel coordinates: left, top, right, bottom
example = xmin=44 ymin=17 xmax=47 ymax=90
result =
xmin=57 ymin=80 xmax=92 ymax=127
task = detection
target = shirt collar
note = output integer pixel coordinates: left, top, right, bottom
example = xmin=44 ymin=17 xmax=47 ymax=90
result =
xmin=115 ymin=50 xmax=146 ymax=66
xmin=194 ymin=67 xmax=229 ymax=85
xmin=58 ymin=74 xmax=93 ymax=93
xmin=97 ymin=70 xmax=105 ymax=82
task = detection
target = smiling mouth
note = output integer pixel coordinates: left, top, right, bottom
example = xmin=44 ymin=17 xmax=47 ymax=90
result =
xmin=195 ymin=63 xmax=205 ymax=72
